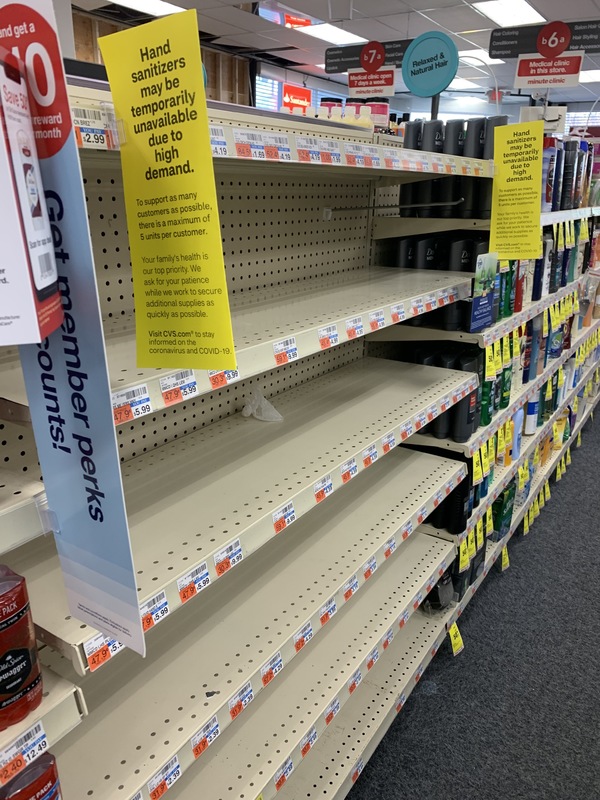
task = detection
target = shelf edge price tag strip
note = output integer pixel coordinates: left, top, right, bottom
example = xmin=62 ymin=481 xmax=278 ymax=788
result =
xmin=0 ymin=722 xmax=48 ymax=786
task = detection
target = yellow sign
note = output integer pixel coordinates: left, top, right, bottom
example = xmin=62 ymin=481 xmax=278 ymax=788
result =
xmin=473 ymin=451 xmax=483 ymax=485
xmin=485 ymin=506 xmax=494 ymax=536
xmin=448 ymin=622 xmax=464 ymax=656
xmin=523 ymin=512 xmax=529 ymax=535
xmin=99 ymin=12 xmax=236 ymax=369
xmin=501 ymin=545 xmax=510 ymax=571
xmin=544 ymin=481 xmax=551 ymax=502
xmin=467 ymin=530 xmax=476 ymax=559
xmin=566 ymin=446 xmax=572 ymax=466
xmin=494 ymin=340 xmax=502 ymax=374
xmin=490 ymin=121 xmax=544 ymax=259
xmin=476 ymin=517 xmax=485 ymax=550
xmin=480 ymin=444 xmax=490 ymax=477
xmin=502 ymin=335 xmax=511 ymax=368
xmin=459 ymin=539 xmax=470 ymax=572
xmin=485 ymin=345 xmax=496 ymax=380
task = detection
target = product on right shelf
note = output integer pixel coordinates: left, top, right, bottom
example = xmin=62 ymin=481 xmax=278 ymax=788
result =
xmin=0 ymin=753 xmax=62 ymax=799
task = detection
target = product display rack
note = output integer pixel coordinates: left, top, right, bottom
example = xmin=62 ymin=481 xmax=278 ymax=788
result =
xmin=1 ymin=68 xmax=597 ymax=800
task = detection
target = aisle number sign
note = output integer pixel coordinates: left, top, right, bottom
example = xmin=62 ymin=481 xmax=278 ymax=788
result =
xmin=100 ymin=12 xmax=236 ymax=369
xmin=490 ymin=121 xmax=544 ymax=260
xmin=0 ymin=0 xmax=144 ymax=655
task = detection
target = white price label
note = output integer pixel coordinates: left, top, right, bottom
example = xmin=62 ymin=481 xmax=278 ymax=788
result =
xmin=391 ymin=302 xmax=406 ymax=323
xmin=395 ymin=692 xmax=407 ymax=712
xmin=324 ymin=697 xmax=340 ymax=725
xmin=160 ymin=369 xmax=198 ymax=405
xmin=140 ymin=590 xmax=170 ymax=632
xmin=320 ymin=138 xmax=343 ymax=164
xmin=273 ymin=502 xmax=296 ymax=533
xmin=84 ymin=632 xmax=124 ymax=671
xmin=112 ymin=383 xmax=152 ymax=425
xmin=348 ymin=668 xmax=362 ymax=694
xmin=345 ymin=315 xmax=364 ymax=339
xmin=273 ymin=336 xmax=299 ymax=365
xmin=319 ymin=597 xmax=337 ymax=626
xmin=382 ymin=432 xmax=396 ymax=453
xmin=411 ymin=296 xmax=425 ymax=316
xmin=345 ymin=142 xmax=368 ymax=167
xmin=433 ymin=489 xmax=444 ymax=507
xmin=0 ymin=721 xmax=47 ymax=785
xmin=362 ymin=444 xmax=378 ymax=468
xmin=417 ymin=505 xmax=428 ymax=523
xmin=210 ymin=125 xmax=229 ymax=157
xmin=399 ymin=608 xmax=410 ymax=628
xmin=383 ymin=147 xmax=401 ymax=170
xmin=424 ymin=293 xmax=437 ymax=312
xmin=300 ymin=726 xmax=318 ymax=757
xmin=214 ymin=538 xmax=243 ymax=577
xmin=147 ymin=755 xmax=181 ymax=798
xmin=228 ymin=681 xmax=254 ymax=720
xmin=401 ymin=519 xmax=413 ymax=540
xmin=191 ymin=715 xmax=220 ymax=758
xmin=343 ymin=574 xmax=359 ymax=602
xmin=384 ymin=536 xmax=396 ymax=558
xmin=234 ymin=128 xmax=266 ymax=159
xmin=293 ymin=621 xmax=313 ymax=653
xmin=367 ymin=646 xmax=379 ymax=670
xmin=414 ymin=411 xmax=428 ymax=431
xmin=369 ymin=308 xmax=385 ymax=331
xmin=177 ymin=561 xmax=210 ymax=603
xmin=399 ymin=420 xmax=414 ymax=440
xmin=318 ymin=323 xmax=339 ymax=349
xmin=296 ymin=135 xmax=324 ymax=163
xmin=438 ymin=288 xmax=449 ymax=306
xmin=208 ymin=368 xmax=240 ymax=389
xmin=314 ymin=474 xmax=333 ymax=503
xmin=261 ymin=651 xmax=283 ymax=687
xmin=340 ymin=456 xmax=358 ymax=483
xmin=363 ymin=555 xmax=377 ymax=581
xmin=382 ymin=628 xmax=394 ymax=650
xmin=274 ymin=757 xmax=294 ymax=791
xmin=440 ymin=395 xmax=451 ymax=412
xmin=262 ymin=132 xmax=292 ymax=161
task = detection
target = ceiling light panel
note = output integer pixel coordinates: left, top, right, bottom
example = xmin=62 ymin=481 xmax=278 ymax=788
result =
xmin=111 ymin=0 xmax=184 ymax=15
xmin=580 ymin=70 xmax=600 ymax=82
xmin=297 ymin=22 xmax=367 ymax=44
xmin=472 ymin=0 xmax=545 ymax=27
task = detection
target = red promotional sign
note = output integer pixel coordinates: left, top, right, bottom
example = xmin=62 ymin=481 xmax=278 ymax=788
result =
xmin=284 ymin=14 xmax=311 ymax=28
xmin=360 ymin=41 xmax=386 ymax=74
xmin=282 ymin=82 xmax=311 ymax=112
xmin=348 ymin=67 xmax=395 ymax=98
xmin=515 ymin=51 xmax=583 ymax=89
xmin=537 ymin=21 xmax=571 ymax=58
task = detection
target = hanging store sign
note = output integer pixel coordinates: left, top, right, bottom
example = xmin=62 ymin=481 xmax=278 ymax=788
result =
xmin=401 ymin=32 xmax=458 ymax=98
xmin=489 ymin=19 xmax=600 ymax=59
xmin=325 ymin=37 xmax=411 ymax=74
xmin=0 ymin=0 xmax=145 ymax=655
xmin=282 ymin=83 xmax=312 ymax=112
xmin=99 ymin=10 xmax=236 ymax=370
xmin=514 ymin=51 xmax=583 ymax=89
xmin=348 ymin=66 xmax=395 ymax=98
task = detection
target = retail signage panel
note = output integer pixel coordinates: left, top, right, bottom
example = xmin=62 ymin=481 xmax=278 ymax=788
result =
xmin=0 ymin=47 xmax=63 ymax=345
xmin=325 ymin=38 xmax=411 ymax=74
xmin=489 ymin=19 xmax=600 ymax=59
xmin=348 ymin=66 xmax=395 ymax=98
xmin=99 ymin=11 xmax=236 ymax=370
xmin=401 ymin=32 xmax=458 ymax=98
xmin=0 ymin=0 xmax=145 ymax=655
xmin=489 ymin=121 xmax=544 ymax=260
xmin=514 ymin=51 xmax=583 ymax=89
xmin=281 ymin=83 xmax=311 ymax=112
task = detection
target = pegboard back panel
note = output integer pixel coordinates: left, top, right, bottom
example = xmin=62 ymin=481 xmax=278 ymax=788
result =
xmin=81 ymin=153 xmax=372 ymax=317
xmin=116 ymin=338 xmax=364 ymax=462
xmin=0 ymin=420 xmax=43 ymax=516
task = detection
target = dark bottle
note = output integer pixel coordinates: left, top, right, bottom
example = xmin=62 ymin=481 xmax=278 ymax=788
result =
xmin=400 ymin=120 xmax=423 ymax=217
xmin=560 ymin=140 xmax=579 ymax=210
xmin=417 ymin=120 xmax=444 ymax=218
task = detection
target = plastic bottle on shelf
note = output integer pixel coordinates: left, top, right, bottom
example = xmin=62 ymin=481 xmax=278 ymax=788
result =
xmin=0 ymin=567 xmax=42 ymax=731
xmin=551 ymin=143 xmax=565 ymax=211
xmin=541 ymin=137 xmax=559 ymax=213
xmin=0 ymin=753 xmax=62 ymax=799
xmin=560 ymin=140 xmax=579 ymax=210
xmin=513 ymin=260 xmax=526 ymax=312
xmin=512 ymin=407 xmax=525 ymax=455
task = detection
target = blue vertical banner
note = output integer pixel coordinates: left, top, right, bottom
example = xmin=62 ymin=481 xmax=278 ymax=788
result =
xmin=0 ymin=0 xmax=145 ymax=656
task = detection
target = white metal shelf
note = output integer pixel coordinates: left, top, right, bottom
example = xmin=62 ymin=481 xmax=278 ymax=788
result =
xmin=540 ymin=207 xmax=600 ymax=226
xmin=7 ymin=357 xmax=475 ymax=673
xmin=0 ymin=666 xmax=86 ymax=766
xmin=49 ymin=529 xmax=453 ymax=800
xmin=367 ymin=277 xmax=582 ymax=349
xmin=0 ymin=269 xmax=473 ymax=420
xmin=372 ymin=216 xmax=491 ymax=240
xmin=173 ymin=610 xmax=447 ymax=800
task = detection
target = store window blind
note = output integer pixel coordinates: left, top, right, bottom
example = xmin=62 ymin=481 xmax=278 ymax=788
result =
xmin=256 ymin=76 xmax=281 ymax=112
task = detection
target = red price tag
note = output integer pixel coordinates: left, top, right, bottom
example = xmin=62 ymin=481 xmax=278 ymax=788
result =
xmin=294 ymin=637 xmax=306 ymax=653
xmin=349 ymin=680 xmax=358 ymax=694
xmin=179 ymin=583 xmax=197 ymax=604
xmin=367 ymin=657 xmax=375 ymax=670
xmin=342 ymin=470 xmax=352 ymax=483
xmin=88 ymin=644 xmax=111 ymax=671
xmin=235 ymin=142 xmax=252 ymax=158
xmin=0 ymin=755 xmax=26 ymax=786
xmin=275 ymin=774 xmax=287 ymax=791
xmin=363 ymin=455 xmax=372 ymax=468
xmin=301 ymin=741 xmax=311 ymax=757
xmin=275 ymin=351 xmax=288 ymax=365
xmin=315 ymin=488 xmax=326 ymax=503
xmin=274 ymin=517 xmax=286 ymax=534
xmin=346 ymin=154 xmax=357 ymax=166
xmin=142 ymin=613 xmax=154 ymax=632
xmin=262 ymin=669 xmax=275 ymax=687
xmin=229 ymin=700 xmax=244 ymax=720
xmin=298 ymin=149 xmax=311 ymax=162
xmin=364 ymin=156 xmax=373 ymax=168
xmin=325 ymin=710 xmax=335 ymax=724
xmin=209 ymin=372 xmax=227 ymax=389
xmin=216 ymin=558 xmax=231 ymax=576
xmin=113 ymin=404 xmax=132 ymax=425
xmin=193 ymin=738 xmax=208 ymax=758
xmin=364 ymin=567 xmax=373 ymax=580
xmin=320 ymin=336 xmax=331 ymax=349
xmin=265 ymin=145 xmax=279 ymax=160
xmin=321 ymin=151 xmax=332 ymax=163
xmin=320 ymin=611 xmax=331 ymax=626
xmin=150 ymin=782 xmax=168 ymax=800
xmin=384 ymin=546 xmax=393 ymax=558
xmin=162 ymin=387 xmax=182 ymax=406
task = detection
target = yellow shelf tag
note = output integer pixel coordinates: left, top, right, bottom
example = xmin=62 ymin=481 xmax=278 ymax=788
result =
xmin=448 ymin=622 xmax=464 ymax=656
xmin=558 ymin=222 xmax=565 ymax=250
xmin=505 ymin=420 xmax=513 ymax=450
xmin=473 ymin=451 xmax=483 ymax=485
xmin=557 ymin=367 xmax=565 ymax=388
xmin=549 ymin=304 xmax=559 ymax=331
xmin=459 ymin=539 xmax=470 ymax=572
xmin=529 ymin=505 xmax=536 ymax=528
xmin=544 ymin=481 xmax=551 ymax=502
xmin=485 ymin=506 xmax=494 ymax=536
xmin=467 ymin=530 xmax=476 ymax=559
xmin=502 ymin=335 xmax=511 ymax=367
xmin=566 ymin=446 xmax=572 ymax=466
xmin=518 ymin=464 xmax=526 ymax=491
xmin=538 ymin=490 xmax=545 ymax=510
xmin=573 ymin=396 xmax=579 ymax=414
xmin=485 ymin=345 xmax=496 ymax=380
xmin=489 ymin=435 xmax=496 ymax=466
xmin=533 ymin=496 xmax=540 ymax=518
xmin=494 ymin=340 xmax=502 ymax=375
xmin=556 ymin=460 xmax=562 ymax=481
xmin=497 ymin=423 xmax=505 ymax=455
xmin=499 ymin=259 xmax=510 ymax=272
xmin=574 ymin=292 xmax=580 ymax=314
xmin=577 ymin=429 xmax=582 ymax=447
xmin=480 ymin=444 xmax=490 ymax=477
xmin=523 ymin=512 xmax=529 ymax=535
xmin=553 ymin=422 xmax=560 ymax=445
xmin=501 ymin=545 xmax=510 ymax=571
xmin=476 ymin=517 xmax=485 ymax=550
xmin=533 ymin=445 xmax=540 ymax=466
xmin=512 ymin=328 xmax=520 ymax=358
xmin=545 ymin=379 xmax=553 ymax=401
xmin=542 ymin=308 xmax=549 ymax=338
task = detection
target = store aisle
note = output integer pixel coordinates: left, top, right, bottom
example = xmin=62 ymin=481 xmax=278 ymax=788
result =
xmin=349 ymin=418 xmax=600 ymax=800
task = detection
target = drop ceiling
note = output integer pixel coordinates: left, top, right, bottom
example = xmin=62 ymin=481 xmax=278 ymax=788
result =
xmin=173 ymin=0 xmax=600 ymax=104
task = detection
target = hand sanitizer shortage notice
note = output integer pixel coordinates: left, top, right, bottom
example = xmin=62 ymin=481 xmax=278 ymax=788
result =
xmin=100 ymin=11 xmax=236 ymax=370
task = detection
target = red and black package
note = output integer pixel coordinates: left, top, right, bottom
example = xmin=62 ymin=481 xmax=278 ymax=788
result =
xmin=0 ymin=567 xmax=42 ymax=731
xmin=0 ymin=754 xmax=62 ymax=799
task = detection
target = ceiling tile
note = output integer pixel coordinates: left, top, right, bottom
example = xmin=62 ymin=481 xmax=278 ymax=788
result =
xmin=417 ymin=6 xmax=490 ymax=33
xmin=374 ymin=12 xmax=411 ymax=35
xmin=352 ymin=0 xmax=412 ymax=14
xmin=341 ymin=18 xmax=408 ymax=39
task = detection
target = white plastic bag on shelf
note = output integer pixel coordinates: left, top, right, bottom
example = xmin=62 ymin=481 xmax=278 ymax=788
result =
xmin=241 ymin=390 xmax=283 ymax=422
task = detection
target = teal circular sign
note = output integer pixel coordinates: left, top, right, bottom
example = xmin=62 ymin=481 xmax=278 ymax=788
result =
xmin=402 ymin=31 xmax=458 ymax=97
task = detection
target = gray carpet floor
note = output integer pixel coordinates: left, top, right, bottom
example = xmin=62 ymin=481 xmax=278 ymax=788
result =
xmin=348 ymin=414 xmax=600 ymax=800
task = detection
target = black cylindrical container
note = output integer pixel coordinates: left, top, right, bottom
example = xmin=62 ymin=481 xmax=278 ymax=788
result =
xmin=480 ymin=115 xmax=508 ymax=218
xmin=400 ymin=121 xmax=423 ymax=217
xmin=417 ymin=120 xmax=444 ymax=217
xmin=397 ymin=237 xmax=416 ymax=268
xmin=460 ymin=117 xmax=485 ymax=219
xmin=432 ymin=351 xmax=457 ymax=438
xmin=415 ymin=236 xmax=438 ymax=270
xmin=439 ymin=119 xmax=465 ymax=217
xmin=440 ymin=239 xmax=474 ymax=330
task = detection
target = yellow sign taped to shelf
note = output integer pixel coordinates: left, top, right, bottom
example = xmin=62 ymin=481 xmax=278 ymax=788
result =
xmin=566 ymin=446 xmax=572 ymax=466
xmin=493 ymin=340 xmax=502 ymax=374
xmin=523 ymin=512 xmax=529 ymax=535
xmin=545 ymin=379 xmax=553 ymax=402
xmin=448 ymin=622 xmax=464 ymax=656
xmin=544 ymin=480 xmax=551 ymax=502
xmin=556 ymin=460 xmax=562 ymax=480
xmin=542 ymin=308 xmax=549 ymax=338
xmin=485 ymin=345 xmax=496 ymax=380
xmin=473 ymin=451 xmax=483 ymax=485
xmin=528 ymin=506 xmax=535 ymax=528
xmin=502 ymin=335 xmax=511 ymax=368
xmin=558 ymin=222 xmax=565 ymax=251
xmin=500 ymin=545 xmax=510 ymax=571
xmin=458 ymin=539 xmax=470 ymax=572
xmin=489 ymin=121 xmax=543 ymax=259
xmin=467 ymin=530 xmax=476 ymax=559
xmin=574 ymin=291 xmax=580 ymax=314
xmin=480 ymin=444 xmax=490 ymax=477
xmin=99 ymin=12 xmax=236 ymax=369
xmin=549 ymin=303 xmax=559 ymax=332
xmin=533 ymin=496 xmax=540 ymax=518
xmin=476 ymin=518 xmax=485 ymax=550
xmin=497 ymin=423 xmax=505 ymax=457
xmin=538 ymin=490 xmax=544 ymax=510
xmin=557 ymin=367 xmax=565 ymax=388
xmin=485 ymin=506 xmax=494 ymax=536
